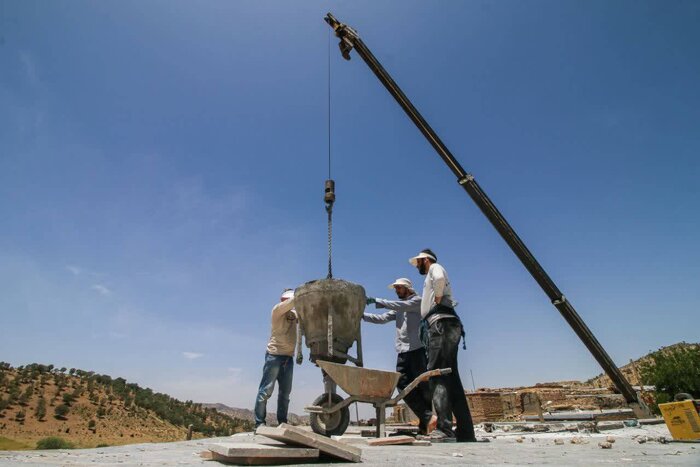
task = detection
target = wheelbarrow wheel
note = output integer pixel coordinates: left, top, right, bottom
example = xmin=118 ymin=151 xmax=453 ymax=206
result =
xmin=309 ymin=393 xmax=350 ymax=437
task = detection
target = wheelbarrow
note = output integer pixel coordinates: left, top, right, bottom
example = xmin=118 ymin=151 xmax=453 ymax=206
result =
xmin=304 ymin=360 xmax=451 ymax=438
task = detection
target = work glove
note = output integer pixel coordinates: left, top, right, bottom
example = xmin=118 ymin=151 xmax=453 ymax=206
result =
xmin=366 ymin=297 xmax=376 ymax=305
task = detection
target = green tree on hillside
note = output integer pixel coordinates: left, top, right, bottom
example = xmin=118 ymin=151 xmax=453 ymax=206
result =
xmin=8 ymin=382 xmax=21 ymax=405
xmin=62 ymin=392 xmax=75 ymax=406
xmin=40 ymin=374 xmax=50 ymax=387
xmin=36 ymin=396 xmax=47 ymax=421
xmin=54 ymin=403 xmax=70 ymax=420
xmin=640 ymin=344 xmax=700 ymax=411
xmin=19 ymin=384 xmax=33 ymax=406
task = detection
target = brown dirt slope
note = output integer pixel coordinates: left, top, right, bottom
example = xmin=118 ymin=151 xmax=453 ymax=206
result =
xmin=0 ymin=362 xmax=252 ymax=450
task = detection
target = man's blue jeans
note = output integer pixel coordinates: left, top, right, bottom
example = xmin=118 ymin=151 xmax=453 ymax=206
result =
xmin=254 ymin=353 xmax=294 ymax=427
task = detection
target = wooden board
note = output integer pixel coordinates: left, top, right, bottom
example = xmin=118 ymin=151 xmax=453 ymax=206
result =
xmin=255 ymin=424 xmax=362 ymax=462
xmin=366 ymin=435 xmax=415 ymax=446
xmin=206 ymin=442 xmax=318 ymax=465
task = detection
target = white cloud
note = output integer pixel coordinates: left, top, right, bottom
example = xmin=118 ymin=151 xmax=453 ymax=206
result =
xmin=182 ymin=352 xmax=204 ymax=360
xmin=66 ymin=265 xmax=82 ymax=275
xmin=91 ymin=284 xmax=112 ymax=296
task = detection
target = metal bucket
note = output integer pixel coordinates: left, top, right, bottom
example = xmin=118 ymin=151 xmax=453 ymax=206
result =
xmin=294 ymin=279 xmax=365 ymax=365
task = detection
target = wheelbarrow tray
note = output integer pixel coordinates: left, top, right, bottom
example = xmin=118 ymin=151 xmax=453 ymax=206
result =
xmin=317 ymin=360 xmax=400 ymax=399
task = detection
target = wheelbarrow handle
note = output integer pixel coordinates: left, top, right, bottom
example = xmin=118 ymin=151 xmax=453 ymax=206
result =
xmin=389 ymin=367 xmax=452 ymax=405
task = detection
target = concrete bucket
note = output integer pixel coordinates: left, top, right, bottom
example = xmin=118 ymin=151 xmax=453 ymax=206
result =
xmin=294 ymin=279 xmax=365 ymax=366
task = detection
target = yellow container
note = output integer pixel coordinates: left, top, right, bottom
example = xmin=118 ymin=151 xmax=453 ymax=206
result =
xmin=659 ymin=400 xmax=700 ymax=441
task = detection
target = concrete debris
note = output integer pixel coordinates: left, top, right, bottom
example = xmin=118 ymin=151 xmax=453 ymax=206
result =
xmin=638 ymin=418 xmax=666 ymax=426
xmin=554 ymin=438 xmax=565 ymax=445
xmin=452 ymin=452 xmax=464 ymax=457
xmin=482 ymin=422 xmax=573 ymax=434
xmin=515 ymin=436 xmax=525 ymax=443
xmin=570 ymin=437 xmax=589 ymax=445
xmin=598 ymin=421 xmax=625 ymax=431
xmin=577 ymin=422 xmax=598 ymax=433
xmin=606 ymin=436 xmax=616 ymax=443
xmin=598 ymin=441 xmax=613 ymax=449
xmin=632 ymin=435 xmax=671 ymax=444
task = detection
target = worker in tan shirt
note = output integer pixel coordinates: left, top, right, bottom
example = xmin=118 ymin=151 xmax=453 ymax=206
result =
xmin=253 ymin=289 xmax=298 ymax=428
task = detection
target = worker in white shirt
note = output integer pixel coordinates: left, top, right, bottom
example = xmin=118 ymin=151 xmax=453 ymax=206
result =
xmin=410 ymin=248 xmax=475 ymax=442
xmin=253 ymin=289 xmax=297 ymax=429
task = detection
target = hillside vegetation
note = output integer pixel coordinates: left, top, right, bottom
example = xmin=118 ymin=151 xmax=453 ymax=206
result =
xmin=0 ymin=362 xmax=252 ymax=450
xmin=586 ymin=342 xmax=698 ymax=388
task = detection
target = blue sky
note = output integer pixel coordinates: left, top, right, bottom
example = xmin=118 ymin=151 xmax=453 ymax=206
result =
xmin=1 ymin=1 xmax=698 ymax=416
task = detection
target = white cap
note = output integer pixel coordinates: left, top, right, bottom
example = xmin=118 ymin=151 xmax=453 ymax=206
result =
xmin=281 ymin=289 xmax=294 ymax=300
xmin=408 ymin=251 xmax=437 ymax=266
xmin=387 ymin=278 xmax=414 ymax=291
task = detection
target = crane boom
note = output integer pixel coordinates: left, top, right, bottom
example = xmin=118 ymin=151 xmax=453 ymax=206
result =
xmin=324 ymin=12 xmax=649 ymax=417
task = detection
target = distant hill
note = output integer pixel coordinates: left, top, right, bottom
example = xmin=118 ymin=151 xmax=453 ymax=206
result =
xmin=0 ymin=362 xmax=252 ymax=450
xmin=203 ymin=403 xmax=309 ymax=426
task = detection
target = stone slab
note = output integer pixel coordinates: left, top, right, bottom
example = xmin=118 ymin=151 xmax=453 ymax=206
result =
xmin=207 ymin=442 xmax=318 ymax=465
xmin=367 ymin=435 xmax=415 ymax=446
xmin=256 ymin=424 xmax=362 ymax=462
xmin=411 ymin=440 xmax=432 ymax=446
xmin=331 ymin=435 xmax=369 ymax=445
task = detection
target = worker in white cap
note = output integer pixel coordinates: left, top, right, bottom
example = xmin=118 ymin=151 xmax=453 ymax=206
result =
xmin=253 ymin=288 xmax=298 ymax=429
xmin=364 ymin=278 xmax=433 ymax=435
xmin=409 ymin=248 xmax=475 ymax=443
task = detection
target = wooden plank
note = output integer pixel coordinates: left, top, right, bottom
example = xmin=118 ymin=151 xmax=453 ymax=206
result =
xmin=207 ymin=442 xmax=318 ymax=465
xmin=255 ymin=424 xmax=362 ymax=463
xmin=366 ymin=435 xmax=415 ymax=446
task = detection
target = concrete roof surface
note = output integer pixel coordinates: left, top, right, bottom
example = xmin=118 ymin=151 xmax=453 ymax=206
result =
xmin=1 ymin=424 xmax=698 ymax=466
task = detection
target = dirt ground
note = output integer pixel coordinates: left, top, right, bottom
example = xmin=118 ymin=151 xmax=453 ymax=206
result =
xmin=0 ymin=423 xmax=697 ymax=466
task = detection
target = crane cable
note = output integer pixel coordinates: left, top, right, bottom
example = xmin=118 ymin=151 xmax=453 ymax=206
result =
xmin=324 ymin=27 xmax=335 ymax=279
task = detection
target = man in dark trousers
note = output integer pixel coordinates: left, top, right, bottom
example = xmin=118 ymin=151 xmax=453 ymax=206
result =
xmin=410 ymin=248 xmax=476 ymax=442
xmin=364 ymin=278 xmax=434 ymax=435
